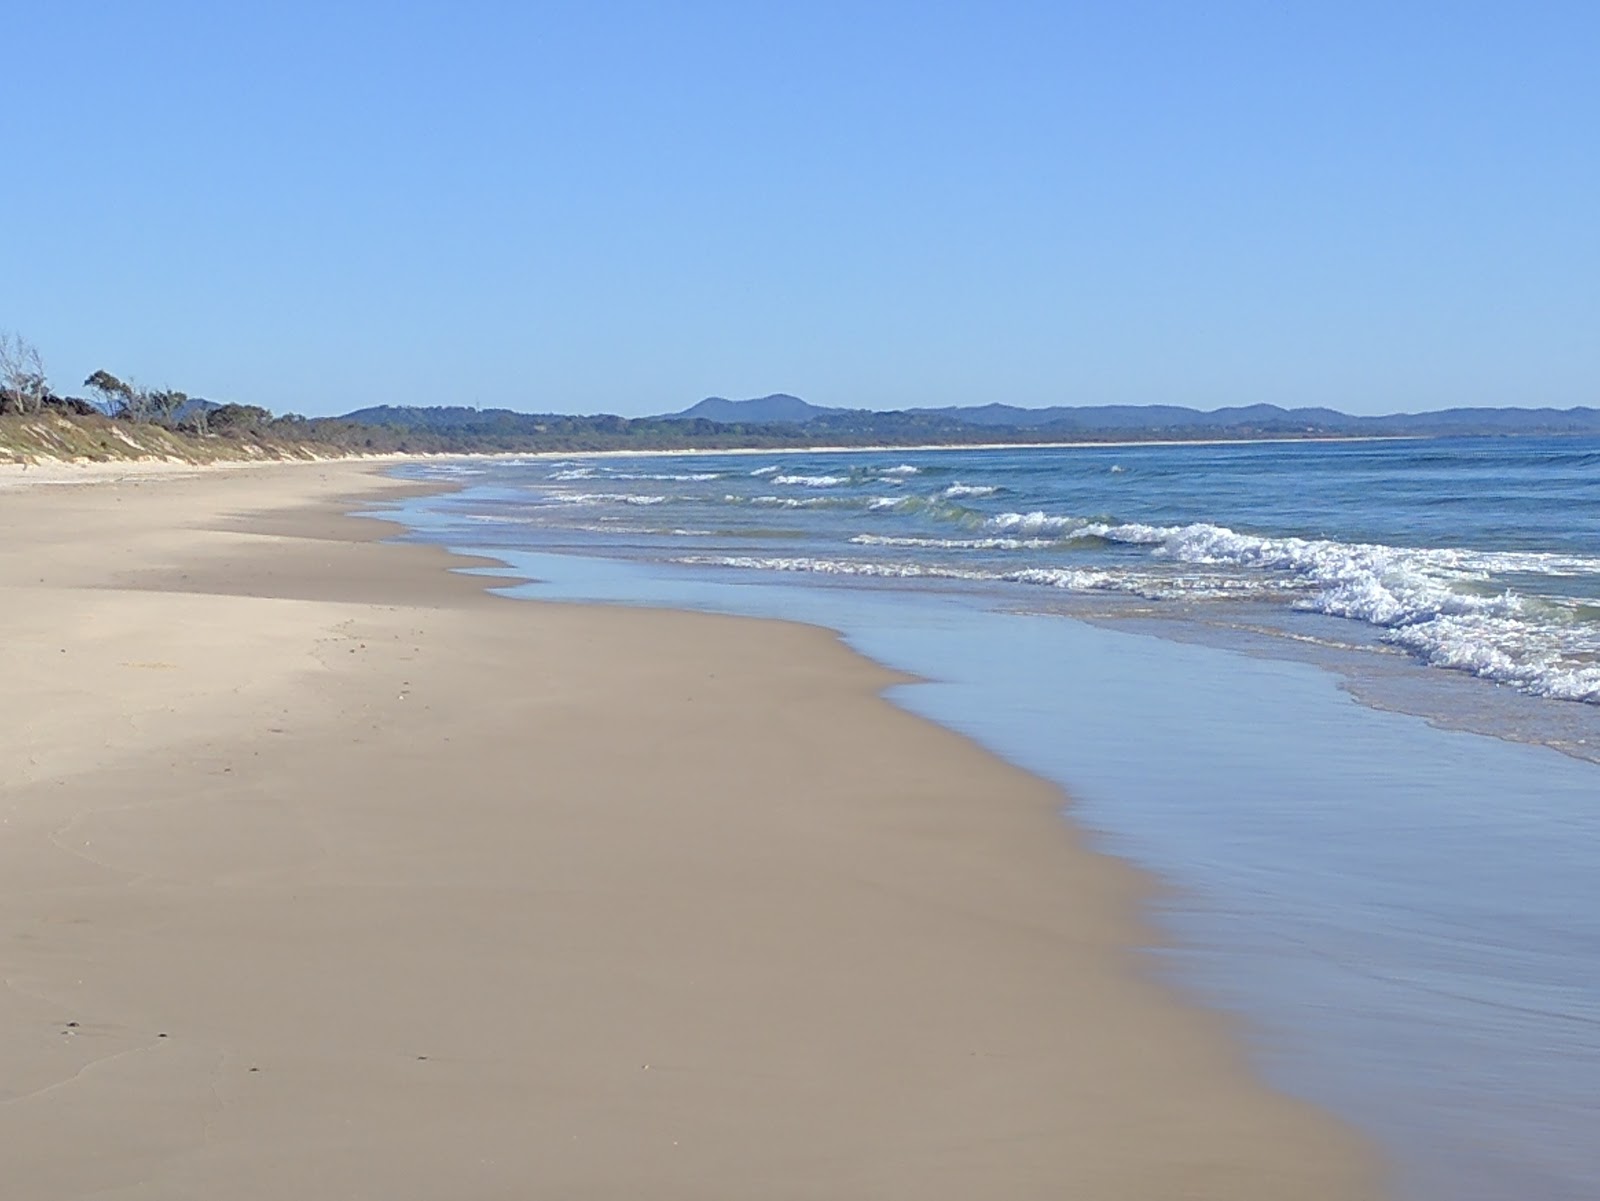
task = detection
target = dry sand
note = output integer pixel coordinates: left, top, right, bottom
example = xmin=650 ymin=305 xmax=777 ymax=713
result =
xmin=0 ymin=461 xmax=1381 ymax=1199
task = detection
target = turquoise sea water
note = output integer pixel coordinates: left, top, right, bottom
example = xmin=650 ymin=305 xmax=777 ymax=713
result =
xmin=387 ymin=436 xmax=1600 ymax=1201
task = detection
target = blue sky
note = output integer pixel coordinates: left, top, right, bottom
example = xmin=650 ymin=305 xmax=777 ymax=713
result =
xmin=4 ymin=2 xmax=1595 ymax=417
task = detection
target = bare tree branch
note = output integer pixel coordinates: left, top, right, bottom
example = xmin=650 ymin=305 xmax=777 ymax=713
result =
xmin=0 ymin=332 xmax=49 ymax=415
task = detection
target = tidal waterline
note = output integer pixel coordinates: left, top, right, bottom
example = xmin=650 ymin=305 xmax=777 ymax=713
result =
xmin=386 ymin=448 xmax=1600 ymax=1201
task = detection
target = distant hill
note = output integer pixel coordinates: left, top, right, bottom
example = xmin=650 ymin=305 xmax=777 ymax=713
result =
xmin=667 ymin=394 xmax=842 ymax=423
xmin=338 ymin=405 xmax=542 ymax=432
xmin=902 ymin=402 xmax=1360 ymax=431
xmin=322 ymin=398 xmax=1600 ymax=452
xmin=654 ymin=398 xmax=1600 ymax=438
xmin=1358 ymin=406 xmax=1600 ymax=435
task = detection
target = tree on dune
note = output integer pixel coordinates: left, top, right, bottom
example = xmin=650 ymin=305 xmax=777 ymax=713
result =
xmin=141 ymin=387 xmax=189 ymax=427
xmin=209 ymin=403 xmax=272 ymax=432
xmin=84 ymin=369 xmax=135 ymax=417
xmin=0 ymin=332 xmax=49 ymax=415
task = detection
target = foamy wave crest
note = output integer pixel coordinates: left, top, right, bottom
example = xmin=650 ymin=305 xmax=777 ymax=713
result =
xmin=1385 ymin=617 xmax=1600 ymax=703
xmin=677 ymin=555 xmax=969 ymax=579
xmin=1157 ymin=523 xmax=1600 ymax=582
xmin=551 ymin=467 xmax=597 ymax=480
xmin=673 ymin=556 xmax=1271 ymax=600
xmin=547 ymin=492 xmax=669 ymax=507
xmin=744 ymin=494 xmax=851 ymax=509
xmin=987 ymin=511 xmax=1174 ymax=543
xmin=987 ymin=510 xmax=1080 ymax=533
xmin=943 ymin=483 xmax=999 ymax=498
xmin=1150 ymin=522 xmax=1600 ymax=701
xmin=611 ymin=471 xmax=722 ymax=482
xmin=702 ymin=510 xmax=1600 ymax=700
xmin=773 ymin=474 xmax=848 ymax=487
xmin=750 ymin=465 xmax=781 ymax=476
xmin=852 ymin=534 xmax=1057 ymax=551
xmin=544 ymin=492 xmax=609 ymax=505
xmin=881 ymin=464 xmax=920 ymax=476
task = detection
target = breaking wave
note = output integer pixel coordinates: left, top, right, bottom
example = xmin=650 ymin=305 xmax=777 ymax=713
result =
xmin=449 ymin=445 xmax=1600 ymax=709
xmin=683 ymin=515 xmax=1600 ymax=703
xmin=772 ymin=474 xmax=848 ymax=487
xmin=672 ymin=554 xmax=1274 ymax=601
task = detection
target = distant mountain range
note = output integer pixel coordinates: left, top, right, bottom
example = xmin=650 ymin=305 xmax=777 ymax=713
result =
xmin=317 ymin=396 xmax=1600 ymax=453
xmin=660 ymin=395 xmax=1600 ymax=437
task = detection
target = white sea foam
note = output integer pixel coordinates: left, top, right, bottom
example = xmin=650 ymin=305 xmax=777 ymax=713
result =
xmin=773 ymin=474 xmax=848 ymax=487
xmin=943 ymin=483 xmax=999 ymax=498
xmin=750 ymin=464 xmax=781 ymax=476
xmin=1147 ymin=522 xmax=1600 ymax=582
xmin=611 ymin=471 xmax=722 ymax=482
xmin=745 ymin=494 xmax=845 ymax=509
xmin=673 ymin=555 xmax=1270 ymax=600
xmin=543 ymin=492 xmax=609 ymax=505
xmin=987 ymin=512 xmax=1173 ymax=543
xmin=852 ymin=534 xmax=1057 ymax=551
xmin=1383 ymin=615 xmax=1600 ymax=702
xmin=677 ymin=554 xmax=964 ymax=579
xmin=1116 ymin=520 xmax=1600 ymax=701
xmin=551 ymin=467 xmax=597 ymax=480
xmin=546 ymin=491 xmax=669 ymax=507
xmin=881 ymin=464 xmax=920 ymax=476
xmin=987 ymin=510 xmax=1078 ymax=533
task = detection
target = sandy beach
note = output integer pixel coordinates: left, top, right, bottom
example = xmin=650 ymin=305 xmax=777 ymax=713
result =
xmin=0 ymin=461 xmax=1379 ymax=1199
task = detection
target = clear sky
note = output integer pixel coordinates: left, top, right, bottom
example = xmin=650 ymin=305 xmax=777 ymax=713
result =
xmin=4 ymin=2 xmax=1596 ymax=418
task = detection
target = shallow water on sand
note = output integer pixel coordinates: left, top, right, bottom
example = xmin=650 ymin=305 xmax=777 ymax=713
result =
xmin=389 ymin=498 xmax=1600 ymax=1201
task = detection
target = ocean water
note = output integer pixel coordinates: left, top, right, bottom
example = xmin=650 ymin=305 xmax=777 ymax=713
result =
xmin=386 ymin=436 xmax=1600 ymax=1201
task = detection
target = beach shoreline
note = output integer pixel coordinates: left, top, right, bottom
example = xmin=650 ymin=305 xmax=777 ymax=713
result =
xmin=0 ymin=432 xmax=1426 ymax=486
xmin=0 ymin=460 xmax=1381 ymax=1198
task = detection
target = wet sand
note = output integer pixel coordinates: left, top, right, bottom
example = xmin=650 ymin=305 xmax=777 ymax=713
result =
xmin=0 ymin=461 xmax=1380 ymax=1199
